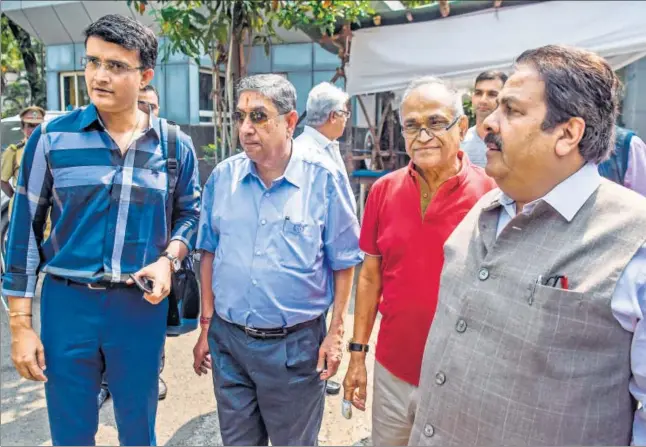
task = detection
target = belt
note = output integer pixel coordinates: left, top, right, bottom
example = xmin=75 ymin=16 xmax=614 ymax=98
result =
xmin=51 ymin=275 xmax=133 ymax=290
xmin=230 ymin=315 xmax=322 ymax=340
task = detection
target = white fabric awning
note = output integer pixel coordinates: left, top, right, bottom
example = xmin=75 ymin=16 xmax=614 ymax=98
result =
xmin=346 ymin=1 xmax=646 ymax=96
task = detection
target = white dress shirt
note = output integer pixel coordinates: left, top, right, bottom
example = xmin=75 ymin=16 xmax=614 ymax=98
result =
xmin=295 ymin=125 xmax=346 ymax=173
xmin=496 ymin=163 xmax=646 ymax=445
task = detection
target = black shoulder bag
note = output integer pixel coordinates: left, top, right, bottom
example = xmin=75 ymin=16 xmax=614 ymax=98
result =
xmin=164 ymin=122 xmax=201 ymax=336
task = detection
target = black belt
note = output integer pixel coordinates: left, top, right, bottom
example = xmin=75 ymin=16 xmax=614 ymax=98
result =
xmin=51 ymin=275 xmax=133 ymax=290
xmin=230 ymin=315 xmax=322 ymax=340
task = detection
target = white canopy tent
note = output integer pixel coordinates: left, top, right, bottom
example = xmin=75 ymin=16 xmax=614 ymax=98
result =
xmin=346 ymin=0 xmax=646 ymax=96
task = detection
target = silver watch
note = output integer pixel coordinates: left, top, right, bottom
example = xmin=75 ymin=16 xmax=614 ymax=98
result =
xmin=160 ymin=251 xmax=181 ymax=273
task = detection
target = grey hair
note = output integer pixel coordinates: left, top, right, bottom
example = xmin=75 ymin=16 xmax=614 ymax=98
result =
xmin=236 ymin=74 xmax=297 ymax=114
xmin=305 ymin=82 xmax=350 ymax=127
xmin=399 ymin=76 xmax=464 ymax=123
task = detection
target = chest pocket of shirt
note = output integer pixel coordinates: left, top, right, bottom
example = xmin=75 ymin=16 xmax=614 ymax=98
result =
xmin=278 ymin=218 xmax=321 ymax=271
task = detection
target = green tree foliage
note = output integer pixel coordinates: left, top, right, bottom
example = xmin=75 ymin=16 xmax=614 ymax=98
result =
xmin=1 ymin=14 xmax=46 ymax=118
xmin=129 ymin=0 xmax=442 ymax=161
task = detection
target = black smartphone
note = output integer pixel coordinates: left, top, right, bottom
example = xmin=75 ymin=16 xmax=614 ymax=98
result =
xmin=129 ymin=274 xmax=154 ymax=294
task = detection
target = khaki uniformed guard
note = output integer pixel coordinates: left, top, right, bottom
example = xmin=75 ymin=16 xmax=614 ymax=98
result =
xmin=1 ymin=106 xmax=50 ymax=238
xmin=1 ymin=106 xmax=45 ymax=198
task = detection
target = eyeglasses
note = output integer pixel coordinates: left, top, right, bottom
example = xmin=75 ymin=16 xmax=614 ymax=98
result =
xmin=22 ymin=122 xmax=39 ymax=129
xmin=233 ymin=110 xmax=285 ymax=126
xmin=401 ymin=114 xmax=461 ymax=139
xmin=335 ymin=110 xmax=351 ymax=118
xmin=81 ymin=56 xmax=143 ymax=76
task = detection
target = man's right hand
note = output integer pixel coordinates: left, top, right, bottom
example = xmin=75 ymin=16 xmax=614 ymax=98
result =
xmin=10 ymin=325 xmax=47 ymax=382
xmin=192 ymin=329 xmax=212 ymax=376
xmin=343 ymin=355 xmax=368 ymax=411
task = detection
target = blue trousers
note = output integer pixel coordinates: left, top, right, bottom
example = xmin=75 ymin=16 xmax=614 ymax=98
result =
xmin=41 ymin=275 xmax=168 ymax=446
xmin=208 ymin=314 xmax=327 ymax=446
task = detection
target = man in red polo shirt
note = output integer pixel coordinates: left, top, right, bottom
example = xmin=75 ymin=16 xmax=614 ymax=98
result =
xmin=342 ymin=76 xmax=496 ymax=446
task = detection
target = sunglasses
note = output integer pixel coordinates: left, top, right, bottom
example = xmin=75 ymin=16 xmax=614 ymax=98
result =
xmin=233 ymin=110 xmax=285 ymax=126
xmin=22 ymin=122 xmax=39 ymax=129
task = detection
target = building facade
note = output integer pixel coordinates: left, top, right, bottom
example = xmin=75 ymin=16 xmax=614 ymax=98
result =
xmin=4 ymin=0 xmax=646 ymax=180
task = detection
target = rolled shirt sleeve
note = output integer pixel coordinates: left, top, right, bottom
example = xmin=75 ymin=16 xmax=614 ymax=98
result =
xmin=169 ymin=135 xmax=201 ymax=251
xmin=2 ymin=127 xmax=52 ymax=298
xmin=196 ymin=170 xmax=219 ymax=254
xmin=323 ymin=171 xmax=363 ymax=271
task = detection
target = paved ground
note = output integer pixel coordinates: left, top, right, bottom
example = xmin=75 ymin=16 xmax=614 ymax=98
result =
xmin=1 ymin=273 xmax=380 ymax=446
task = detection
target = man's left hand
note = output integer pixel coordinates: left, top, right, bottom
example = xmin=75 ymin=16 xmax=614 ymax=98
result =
xmin=127 ymin=258 xmax=172 ymax=304
xmin=317 ymin=330 xmax=344 ymax=380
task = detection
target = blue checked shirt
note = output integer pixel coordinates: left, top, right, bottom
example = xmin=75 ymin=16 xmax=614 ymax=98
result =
xmin=2 ymin=104 xmax=201 ymax=298
xmin=197 ymin=146 xmax=363 ymax=328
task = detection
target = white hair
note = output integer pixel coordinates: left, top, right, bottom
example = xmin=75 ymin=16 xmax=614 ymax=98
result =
xmin=305 ymin=82 xmax=350 ymax=127
xmin=399 ymin=76 xmax=464 ymax=122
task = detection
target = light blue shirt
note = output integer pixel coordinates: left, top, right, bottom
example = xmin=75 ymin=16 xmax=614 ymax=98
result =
xmin=461 ymin=126 xmax=488 ymax=168
xmin=197 ymin=145 xmax=363 ymax=328
xmin=496 ymin=163 xmax=646 ymax=445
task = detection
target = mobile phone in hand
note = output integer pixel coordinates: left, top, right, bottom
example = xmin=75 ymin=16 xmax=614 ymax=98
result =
xmin=130 ymin=274 xmax=154 ymax=294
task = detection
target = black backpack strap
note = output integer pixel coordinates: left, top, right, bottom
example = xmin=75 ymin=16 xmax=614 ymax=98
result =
xmin=167 ymin=122 xmax=179 ymax=198
xmin=164 ymin=120 xmax=179 ymax=240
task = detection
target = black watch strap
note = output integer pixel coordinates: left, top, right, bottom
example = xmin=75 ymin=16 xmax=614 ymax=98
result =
xmin=348 ymin=342 xmax=369 ymax=353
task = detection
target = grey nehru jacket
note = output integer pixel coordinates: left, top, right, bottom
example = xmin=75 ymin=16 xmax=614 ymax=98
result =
xmin=409 ymin=178 xmax=646 ymax=446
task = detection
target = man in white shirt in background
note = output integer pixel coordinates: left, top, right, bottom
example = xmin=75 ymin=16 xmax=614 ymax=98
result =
xmin=296 ymin=81 xmax=354 ymax=396
xmin=462 ymin=71 xmax=508 ymax=168
xmin=296 ymin=82 xmax=352 ymax=176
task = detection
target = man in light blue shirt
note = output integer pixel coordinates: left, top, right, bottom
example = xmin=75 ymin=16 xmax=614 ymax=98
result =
xmin=461 ymin=70 xmax=507 ymax=168
xmin=193 ymin=74 xmax=363 ymax=446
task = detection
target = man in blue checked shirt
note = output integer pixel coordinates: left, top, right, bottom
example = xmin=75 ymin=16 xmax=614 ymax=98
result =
xmin=2 ymin=14 xmax=200 ymax=446
xmin=192 ymin=74 xmax=363 ymax=446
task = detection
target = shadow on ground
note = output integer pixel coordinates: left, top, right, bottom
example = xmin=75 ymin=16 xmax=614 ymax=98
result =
xmin=164 ymin=411 xmax=222 ymax=446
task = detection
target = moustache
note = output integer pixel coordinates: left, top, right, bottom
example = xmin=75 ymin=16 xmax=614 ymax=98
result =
xmin=484 ymin=132 xmax=503 ymax=151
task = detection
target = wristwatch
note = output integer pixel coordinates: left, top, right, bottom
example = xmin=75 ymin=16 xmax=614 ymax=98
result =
xmin=347 ymin=341 xmax=370 ymax=353
xmin=160 ymin=251 xmax=181 ymax=273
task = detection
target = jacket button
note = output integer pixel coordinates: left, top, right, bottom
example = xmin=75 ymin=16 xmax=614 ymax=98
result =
xmin=435 ymin=371 xmax=446 ymax=385
xmin=478 ymin=267 xmax=490 ymax=281
xmin=456 ymin=319 xmax=467 ymax=333
xmin=424 ymin=424 xmax=435 ymax=437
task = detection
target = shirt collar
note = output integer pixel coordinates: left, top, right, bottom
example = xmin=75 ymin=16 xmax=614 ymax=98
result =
xmin=497 ymin=163 xmax=601 ymax=222
xmin=302 ymin=125 xmax=332 ymax=148
xmin=239 ymin=141 xmax=304 ymax=189
xmin=79 ymin=102 xmax=161 ymax=139
xmin=467 ymin=126 xmax=483 ymax=142
xmin=79 ymin=103 xmax=99 ymax=130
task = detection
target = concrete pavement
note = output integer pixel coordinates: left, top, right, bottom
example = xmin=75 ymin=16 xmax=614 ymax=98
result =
xmin=1 ymin=275 xmax=380 ymax=446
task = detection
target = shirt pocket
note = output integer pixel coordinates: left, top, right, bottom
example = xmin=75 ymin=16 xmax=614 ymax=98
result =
xmin=278 ymin=218 xmax=321 ymax=271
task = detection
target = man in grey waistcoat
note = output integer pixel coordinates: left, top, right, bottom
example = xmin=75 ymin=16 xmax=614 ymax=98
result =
xmin=409 ymin=44 xmax=646 ymax=447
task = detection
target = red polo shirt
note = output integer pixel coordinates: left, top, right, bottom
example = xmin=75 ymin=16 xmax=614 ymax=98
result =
xmin=360 ymin=153 xmax=496 ymax=386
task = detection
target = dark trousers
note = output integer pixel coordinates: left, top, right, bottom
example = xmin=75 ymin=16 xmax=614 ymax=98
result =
xmin=208 ymin=314 xmax=327 ymax=446
xmin=41 ymin=275 xmax=167 ymax=446
xmin=101 ymin=349 xmax=165 ymax=389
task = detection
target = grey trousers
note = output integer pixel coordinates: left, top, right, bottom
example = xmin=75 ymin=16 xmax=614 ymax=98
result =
xmin=208 ymin=314 xmax=327 ymax=446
